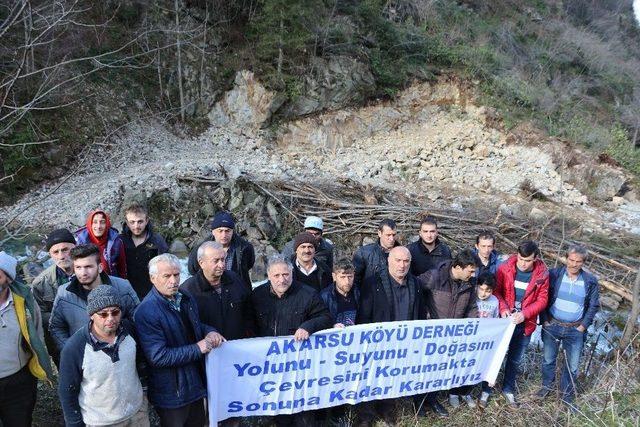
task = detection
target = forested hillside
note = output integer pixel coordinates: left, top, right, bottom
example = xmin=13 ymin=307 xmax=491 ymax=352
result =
xmin=1 ymin=0 xmax=640 ymax=199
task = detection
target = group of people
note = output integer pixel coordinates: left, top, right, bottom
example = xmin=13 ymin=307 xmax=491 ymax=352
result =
xmin=0 ymin=207 xmax=600 ymax=427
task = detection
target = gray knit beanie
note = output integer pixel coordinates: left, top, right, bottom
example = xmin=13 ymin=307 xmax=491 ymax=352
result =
xmin=0 ymin=251 xmax=17 ymax=281
xmin=87 ymin=285 xmax=121 ymax=315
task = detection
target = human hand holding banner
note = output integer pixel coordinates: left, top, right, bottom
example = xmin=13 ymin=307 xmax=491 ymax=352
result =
xmin=206 ymin=318 xmax=515 ymax=423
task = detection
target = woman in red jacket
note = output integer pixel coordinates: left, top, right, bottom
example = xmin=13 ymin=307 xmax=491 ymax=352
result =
xmin=75 ymin=210 xmax=127 ymax=278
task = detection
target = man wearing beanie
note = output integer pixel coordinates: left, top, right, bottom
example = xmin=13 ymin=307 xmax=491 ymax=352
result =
xmin=187 ymin=211 xmax=255 ymax=291
xmin=31 ymin=228 xmax=77 ymax=366
xmin=0 ymin=251 xmax=53 ymax=427
xmin=289 ymin=232 xmax=332 ymax=292
xmin=58 ymin=286 xmax=149 ymax=427
xmin=281 ymin=215 xmax=335 ymax=270
xmin=50 ymin=244 xmax=139 ymax=352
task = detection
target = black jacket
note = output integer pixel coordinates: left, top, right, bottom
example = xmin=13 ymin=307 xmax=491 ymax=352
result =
xmin=356 ymin=269 xmax=425 ymax=324
xmin=180 ymin=270 xmax=252 ymax=340
xmin=187 ymin=234 xmax=255 ymax=291
xmin=352 ymin=239 xmax=401 ymax=287
xmin=407 ymin=237 xmax=452 ymax=276
xmin=120 ymin=222 xmax=169 ymax=300
xmin=282 ymin=238 xmax=334 ymax=271
xmin=419 ymin=261 xmax=478 ymax=320
xmin=290 ymin=256 xmax=332 ymax=293
xmin=320 ymin=285 xmax=360 ymax=321
xmin=250 ymin=281 xmax=333 ymax=337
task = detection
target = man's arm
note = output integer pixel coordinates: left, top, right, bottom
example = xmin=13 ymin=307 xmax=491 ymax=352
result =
xmin=352 ymin=248 xmax=366 ymax=287
xmin=115 ymin=239 xmax=128 ymax=279
xmin=299 ymin=293 xmax=333 ymax=335
xmin=187 ymin=244 xmax=200 ymax=276
xmin=581 ymin=274 xmax=601 ymax=329
xmin=134 ymin=309 xmax=203 ymax=368
xmin=356 ymin=278 xmax=373 ymax=324
xmin=58 ymin=335 xmax=85 ymax=427
xmin=49 ymin=296 xmax=70 ymax=351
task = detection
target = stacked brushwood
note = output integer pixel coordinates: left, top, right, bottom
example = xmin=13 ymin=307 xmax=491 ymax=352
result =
xmin=180 ymin=173 xmax=639 ymax=303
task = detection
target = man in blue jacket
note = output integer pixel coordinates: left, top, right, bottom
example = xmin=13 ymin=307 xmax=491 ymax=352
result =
xmin=537 ymin=244 xmax=600 ymax=406
xmin=134 ymin=253 xmax=224 ymax=427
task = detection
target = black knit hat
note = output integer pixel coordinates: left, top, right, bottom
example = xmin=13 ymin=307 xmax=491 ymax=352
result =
xmin=87 ymin=286 xmax=121 ymax=315
xmin=46 ymin=229 xmax=76 ymax=251
xmin=293 ymin=232 xmax=317 ymax=251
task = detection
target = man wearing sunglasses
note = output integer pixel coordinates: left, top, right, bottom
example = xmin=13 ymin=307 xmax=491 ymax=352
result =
xmin=58 ymin=285 xmax=149 ymax=426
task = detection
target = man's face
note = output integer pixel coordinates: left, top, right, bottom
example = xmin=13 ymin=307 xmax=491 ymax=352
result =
xmin=212 ymin=227 xmax=233 ymax=246
xmin=126 ymin=212 xmax=149 ymax=238
xmin=388 ymin=249 xmax=411 ymax=280
xmin=49 ymin=242 xmax=75 ymax=271
xmin=150 ymin=261 xmax=181 ymax=298
xmin=566 ymin=252 xmax=585 ymax=276
xmin=91 ymin=213 xmax=107 ymax=238
xmin=453 ymin=265 xmax=476 ymax=282
xmin=199 ymin=247 xmax=226 ymax=280
xmin=378 ymin=226 xmax=397 ymax=250
xmin=74 ymin=255 xmax=102 ymax=286
xmin=296 ymin=243 xmax=316 ymax=264
xmin=333 ymin=269 xmax=355 ymax=295
xmin=419 ymin=223 xmax=438 ymax=245
xmin=516 ymin=252 xmax=537 ymax=272
xmin=305 ymin=228 xmax=322 ymax=241
xmin=475 ymin=238 xmax=495 ymax=259
xmin=477 ymin=284 xmax=493 ymax=301
xmin=91 ymin=306 xmax=121 ymax=336
xmin=268 ymin=263 xmax=293 ymax=297
xmin=0 ymin=269 xmax=11 ymax=290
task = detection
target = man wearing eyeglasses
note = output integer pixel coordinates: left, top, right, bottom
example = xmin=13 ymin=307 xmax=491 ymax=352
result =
xmin=58 ymin=285 xmax=150 ymax=427
xmin=49 ymin=244 xmax=139 ymax=352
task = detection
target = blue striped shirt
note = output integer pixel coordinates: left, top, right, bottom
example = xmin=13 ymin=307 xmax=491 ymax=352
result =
xmin=549 ymin=272 xmax=585 ymax=323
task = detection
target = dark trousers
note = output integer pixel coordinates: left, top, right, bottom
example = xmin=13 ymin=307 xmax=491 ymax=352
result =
xmin=357 ymin=399 xmax=398 ymax=424
xmin=156 ymin=399 xmax=206 ymax=427
xmin=273 ymin=411 xmax=316 ymax=426
xmin=502 ymin=323 xmax=531 ymax=394
xmin=541 ymin=323 xmax=585 ymax=402
xmin=0 ymin=366 xmax=37 ymax=427
xmin=449 ymin=385 xmax=472 ymax=395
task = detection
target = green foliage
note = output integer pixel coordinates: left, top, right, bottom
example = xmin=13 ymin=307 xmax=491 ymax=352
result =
xmin=606 ymin=125 xmax=640 ymax=176
xmin=249 ymin=0 xmax=323 ymax=73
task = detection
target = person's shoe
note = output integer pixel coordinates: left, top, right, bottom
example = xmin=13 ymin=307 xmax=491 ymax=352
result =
xmin=448 ymin=394 xmax=460 ymax=408
xmin=534 ymin=387 xmax=552 ymax=400
xmin=462 ymin=394 xmax=477 ymax=408
xmin=479 ymin=391 xmax=491 ymax=409
xmin=429 ymin=401 xmax=450 ymax=418
xmin=502 ymin=392 xmax=520 ymax=408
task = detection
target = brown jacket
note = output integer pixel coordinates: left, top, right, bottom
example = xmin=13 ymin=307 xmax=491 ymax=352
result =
xmin=418 ymin=261 xmax=478 ymax=319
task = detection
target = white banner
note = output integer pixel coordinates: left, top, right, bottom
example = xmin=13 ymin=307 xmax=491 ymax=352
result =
xmin=206 ymin=318 xmax=515 ymax=423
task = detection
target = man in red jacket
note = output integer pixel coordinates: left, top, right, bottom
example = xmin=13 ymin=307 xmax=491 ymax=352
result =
xmin=493 ymin=240 xmax=549 ymax=407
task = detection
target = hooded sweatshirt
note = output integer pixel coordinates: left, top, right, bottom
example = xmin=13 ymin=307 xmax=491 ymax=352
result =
xmin=75 ymin=210 xmax=127 ymax=278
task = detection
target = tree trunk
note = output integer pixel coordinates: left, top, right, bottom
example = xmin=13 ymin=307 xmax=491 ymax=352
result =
xmin=277 ymin=13 xmax=283 ymax=78
xmin=175 ymin=0 xmax=185 ymax=122
xmin=620 ymin=269 xmax=640 ymax=351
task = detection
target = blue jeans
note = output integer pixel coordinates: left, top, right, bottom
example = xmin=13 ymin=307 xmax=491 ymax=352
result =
xmin=541 ymin=323 xmax=585 ymax=402
xmin=502 ymin=323 xmax=531 ymax=394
